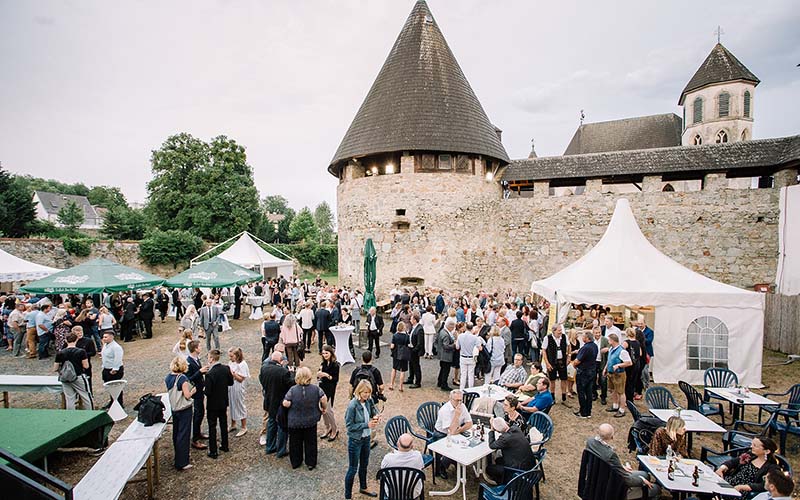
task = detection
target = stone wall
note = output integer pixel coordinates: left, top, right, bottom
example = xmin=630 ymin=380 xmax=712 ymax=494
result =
xmin=338 ymin=172 xmax=785 ymax=297
xmin=0 ymin=238 xmax=182 ymax=278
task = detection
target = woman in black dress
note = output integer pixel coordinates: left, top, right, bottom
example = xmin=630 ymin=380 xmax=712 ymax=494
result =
xmin=318 ymin=346 xmax=340 ymax=441
xmin=716 ymin=437 xmax=782 ymax=495
xmin=389 ymin=321 xmax=411 ymax=392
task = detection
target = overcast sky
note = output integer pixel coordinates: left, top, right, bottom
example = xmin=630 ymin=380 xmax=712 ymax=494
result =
xmin=1 ymin=1 xmax=798 ymax=213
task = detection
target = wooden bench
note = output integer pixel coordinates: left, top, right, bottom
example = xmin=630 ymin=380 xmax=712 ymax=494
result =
xmin=73 ymin=393 xmax=172 ymax=500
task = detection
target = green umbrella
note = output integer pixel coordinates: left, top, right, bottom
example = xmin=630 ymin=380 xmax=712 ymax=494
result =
xmin=164 ymin=256 xmax=262 ymax=288
xmin=363 ymin=238 xmax=377 ymax=311
xmin=21 ymin=258 xmax=165 ymax=294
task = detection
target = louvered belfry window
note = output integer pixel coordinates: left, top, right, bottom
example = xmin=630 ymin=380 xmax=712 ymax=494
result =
xmin=693 ymin=97 xmax=703 ymax=124
xmin=718 ymin=92 xmax=730 ymax=118
xmin=743 ymin=91 xmax=751 ymax=118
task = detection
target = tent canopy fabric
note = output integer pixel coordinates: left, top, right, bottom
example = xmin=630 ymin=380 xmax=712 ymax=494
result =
xmin=20 ymin=258 xmax=165 ymax=294
xmin=213 ymin=233 xmax=293 ymax=269
xmin=0 ymin=248 xmax=60 ymax=282
xmin=165 ymin=256 xmax=263 ymax=288
xmin=532 ymin=199 xmax=764 ymax=310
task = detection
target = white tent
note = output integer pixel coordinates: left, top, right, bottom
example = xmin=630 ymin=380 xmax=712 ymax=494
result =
xmin=0 ymin=248 xmax=60 ymax=282
xmin=532 ymin=198 xmax=765 ymax=387
xmin=197 ymin=232 xmax=294 ymax=279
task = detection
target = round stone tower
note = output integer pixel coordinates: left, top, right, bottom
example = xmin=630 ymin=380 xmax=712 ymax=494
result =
xmin=679 ymin=43 xmax=760 ymax=146
xmin=329 ymin=0 xmax=509 ymax=293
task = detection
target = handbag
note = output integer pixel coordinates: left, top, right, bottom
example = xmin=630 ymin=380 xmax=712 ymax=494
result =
xmin=168 ymin=374 xmax=193 ymax=412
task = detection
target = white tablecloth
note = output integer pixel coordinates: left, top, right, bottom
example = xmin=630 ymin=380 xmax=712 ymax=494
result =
xmin=464 ymin=384 xmax=512 ymax=402
xmin=330 ymin=326 xmax=355 ymax=365
xmin=637 ymin=455 xmax=740 ymax=497
xmin=706 ymin=387 xmax=777 ymax=406
xmin=649 ymin=409 xmax=726 ymax=433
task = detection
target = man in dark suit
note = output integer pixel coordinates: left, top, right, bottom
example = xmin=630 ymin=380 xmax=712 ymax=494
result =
xmin=139 ymin=293 xmax=155 ymax=339
xmin=486 ymin=417 xmax=535 ymax=483
xmin=261 ymin=311 xmax=281 ymax=361
xmin=407 ymin=312 xmax=425 ymax=388
xmin=233 ymin=286 xmax=242 ymax=320
xmin=186 ymin=341 xmax=208 ymax=450
xmin=435 ymin=290 xmax=445 ymax=317
xmin=585 ymin=424 xmax=658 ymax=498
xmin=204 ymin=349 xmax=233 ymax=458
xmin=314 ymin=300 xmax=332 ymax=354
xmin=259 ymin=351 xmax=294 ymax=457
xmin=172 ymin=288 xmax=183 ymax=322
xmin=365 ymin=306 xmax=384 ymax=359
xmin=121 ymin=298 xmax=137 ymax=342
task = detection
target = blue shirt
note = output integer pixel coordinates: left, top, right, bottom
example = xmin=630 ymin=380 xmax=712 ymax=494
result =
xmin=527 ymin=390 xmax=554 ymax=411
xmin=35 ymin=310 xmax=52 ymax=336
xmin=575 ymin=342 xmax=598 ymax=373
xmin=642 ymin=326 xmax=654 ymax=357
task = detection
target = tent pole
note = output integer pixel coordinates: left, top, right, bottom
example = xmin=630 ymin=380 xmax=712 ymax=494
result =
xmin=191 ymin=231 xmax=245 ymax=265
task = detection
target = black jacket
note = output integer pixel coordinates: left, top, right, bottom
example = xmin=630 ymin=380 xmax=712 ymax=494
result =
xmin=410 ymin=324 xmax=425 ymax=356
xmin=123 ymin=302 xmax=136 ymax=321
xmin=234 ymin=286 xmax=242 ymax=304
xmin=259 ymin=359 xmax=294 ymax=414
xmin=489 ymin=426 xmax=536 ymax=470
xmin=262 ymin=320 xmax=281 ymax=343
xmin=139 ymin=298 xmax=155 ymax=320
xmin=366 ymin=313 xmax=384 ymax=334
xmin=186 ymin=355 xmax=205 ymax=400
xmin=315 ymin=308 xmax=331 ymax=333
xmin=204 ymin=363 xmax=233 ymax=411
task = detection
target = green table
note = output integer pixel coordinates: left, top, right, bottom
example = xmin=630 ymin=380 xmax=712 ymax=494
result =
xmin=0 ymin=409 xmax=113 ymax=468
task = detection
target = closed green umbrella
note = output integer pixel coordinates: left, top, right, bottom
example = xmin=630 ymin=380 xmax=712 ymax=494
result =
xmin=21 ymin=258 xmax=165 ymax=294
xmin=164 ymin=256 xmax=262 ymax=288
xmin=363 ymin=239 xmax=377 ymax=311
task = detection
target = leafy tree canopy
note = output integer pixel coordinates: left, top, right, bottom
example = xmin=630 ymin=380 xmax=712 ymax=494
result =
xmin=139 ymin=229 xmax=205 ymax=267
xmin=313 ymin=201 xmax=335 ymax=244
xmin=101 ymin=206 xmax=147 ymax=240
xmin=0 ymin=166 xmax=37 ymax=237
xmin=288 ymin=207 xmax=319 ymax=243
xmin=56 ymin=200 xmax=85 ymax=231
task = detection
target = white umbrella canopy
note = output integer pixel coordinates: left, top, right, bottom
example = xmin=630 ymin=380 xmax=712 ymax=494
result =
xmin=0 ymin=248 xmax=60 ymax=282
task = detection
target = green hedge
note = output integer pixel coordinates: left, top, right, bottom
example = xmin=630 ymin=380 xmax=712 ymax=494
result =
xmin=139 ymin=229 xmax=205 ymax=267
xmin=273 ymin=243 xmax=337 ymax=272
xmin=61 ymin=235 xmax=95 ymax=257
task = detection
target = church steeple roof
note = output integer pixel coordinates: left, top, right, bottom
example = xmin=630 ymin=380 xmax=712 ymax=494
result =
xmin=328 ymin=0 xmax=509 ymax=176
xmin=678 ymin=43 xmax=760 ymax=105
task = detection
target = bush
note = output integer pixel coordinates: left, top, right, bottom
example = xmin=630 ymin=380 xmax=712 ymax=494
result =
xmin=139 ymin=229 xmax=205 ymax=267
xmin=61 ymin=235 xmax=94 ymax=257
xmin=273 ymin=242 xmax=337 ymax=272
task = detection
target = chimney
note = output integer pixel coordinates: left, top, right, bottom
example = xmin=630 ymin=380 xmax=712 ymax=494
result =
xmin=493 ymin=125 xmax=502 ymax=142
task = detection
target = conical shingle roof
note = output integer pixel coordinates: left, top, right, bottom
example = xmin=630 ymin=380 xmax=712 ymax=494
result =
xmin=678 ymin=43 xmax=759 ymax=104
xmin=328 ymin=1 xmax=509 ymax=176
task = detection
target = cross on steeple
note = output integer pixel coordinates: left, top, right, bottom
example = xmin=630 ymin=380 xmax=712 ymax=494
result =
xmin=714 ymin=25 xmax=724 ymax=44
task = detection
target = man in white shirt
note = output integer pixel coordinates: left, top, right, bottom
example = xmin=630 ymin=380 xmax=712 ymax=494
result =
xmin=9 ymin=301 xmax=26 ymax=357
xmin=603 ymin=316 xmax=621 ymax=339
xmin=751 ymin=469 xmax=794 ymax=500
xmin=456 ymin=323 xmax=484 ymax=389
xmin=433 ymin=389 xmax=473 ymax=479
xmin=381 ymin=433 xmax=425 ymax=496
xmin=100 ymin=331 xmax=124 ymax=407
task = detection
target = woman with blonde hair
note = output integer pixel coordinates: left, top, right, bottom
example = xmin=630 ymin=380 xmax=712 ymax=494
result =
xmin=227 ymin=347 xmax=249 ymax=437
xmin=565 ymin=328 xmax=580 ymax=398
xmin=180 ymin=305 xmax=199 ymax=338
xmin=344 ymin=380 xmax=380 ymax=499
xmin=97 ymin=306 xmax=116 ymax=335
xmin=165 ymin=356 xmax=195 ymax=470
xmin=282 ymin=366 xmax=328 ymax=470
xmin=172 ymin=329 xmax=194 ymax=359
xmin=648 ymin=416 xmax=687 ymax=457
xmin=279 ymin=313 xmax=303 ymax=367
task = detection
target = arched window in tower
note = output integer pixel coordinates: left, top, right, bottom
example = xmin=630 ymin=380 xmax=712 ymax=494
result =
xmin=693 ymin=97 xmax=703 ymax=124
xmin=718 ymin=92 xmax=730 ymax=117
xmin=693 ymin=135 xmax=703 ymax=146
xmin=743 ymin=91 xmax=751 ymax=118
xmin=662 ymin=183 xmax=675 ymax=192
xmin=715 ymin=130 xmax=728 ymax=143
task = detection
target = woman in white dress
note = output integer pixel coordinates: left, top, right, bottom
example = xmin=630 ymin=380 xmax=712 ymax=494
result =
xmin=180 ymin=305 xmax=199 ymax=338
xmin=421 ymin=305 xmax=437 ymax=358
xmin=172 ymin=329 xmax=194 ymax=359
xmin=227 ymin=347 xmax=250 ymax=437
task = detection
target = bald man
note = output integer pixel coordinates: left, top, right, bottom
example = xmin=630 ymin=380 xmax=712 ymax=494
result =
xmin=381 ymin=433 xmax=424 ymax=496
xmin=584 ymin=424 xmax=659 ymax=498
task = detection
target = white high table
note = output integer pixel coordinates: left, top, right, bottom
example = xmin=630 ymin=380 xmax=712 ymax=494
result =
xmin=247 ymin=296 xmax=265 ymax=320
xmin=464 ymin=384 xmax=512 ymax=402
xmin=0 ymin=375 xmax=64 ymax=408
xmin=637 ymin=455 xmax=740 ymax=498
xmin=330 ymin=325 xmax=355 ymax=365
xmin=650 ymin=409 xmax=725 ymax=455
xmin=428 ymin=433 xmax=493 ymax=500
xmin=705 ymin=387 xmax=777 ymax=422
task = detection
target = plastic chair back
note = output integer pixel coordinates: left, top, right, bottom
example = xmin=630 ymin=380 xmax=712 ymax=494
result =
xmin=527 ymin=412 xmax=554 ymax=448
xmin=384 ymin=416 xmax=412 ymax=450
xmin=488 ymin=466 xmax=542 ymax=500
xmin=645 ymin=386 xmax=678 ymax=410
xmin=577 ymin=449 xmax=628 ymax=500
xmin=463 ymin=392 xmax=478 ymax=411
xmin=703 ymin=368 xmax=738 ymax=390
xmin=376 ymin=466 xmax=425 ymax=500
xmin=678 ymin=381 xmax=703 ymax=411
xmin=630 ymin=427 xmax=654 ymax=455
xmin=626 ymin=400 xmax=642 ymax=422
xmin=416 ymin=402 xmax=440 ymax=438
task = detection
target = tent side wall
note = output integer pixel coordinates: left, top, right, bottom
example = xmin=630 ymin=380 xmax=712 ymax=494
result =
xmin=652 ymin=305 xmax=763 ymax=387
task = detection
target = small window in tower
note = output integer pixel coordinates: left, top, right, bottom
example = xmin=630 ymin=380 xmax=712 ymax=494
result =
xmin=438 ymin=154 xmax=452 ymax=170
xmin=693 ymin=97 xmax=703 ymax=124
xmin=715 ymin=130 xmax=728 ymax=143
xmin=718 ymin=92 xmax=730 ymax=117
xmin=693 ymin=135 xmax=703 ymax=146
xmin=741 ymin=130 xmax=748 ymax=141
xmin=395 ymin=209 xmax=406 ymax=216
xmin=662 ymin=183 xmax=675 ymax=192
xmin=743 ymin=91 xmax=751 ymax=118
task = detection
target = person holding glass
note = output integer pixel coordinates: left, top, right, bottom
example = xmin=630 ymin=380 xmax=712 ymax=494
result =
xmin=344 ymin=380 xmax=380 ymax=499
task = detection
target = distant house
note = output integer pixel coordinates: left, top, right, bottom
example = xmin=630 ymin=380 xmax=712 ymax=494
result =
xmin=33 ymin=191 xmax=103 ymax=229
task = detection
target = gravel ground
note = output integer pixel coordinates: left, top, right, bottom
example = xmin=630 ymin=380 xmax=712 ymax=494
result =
xmin=1 ymin=315 xmax=797 ymax=500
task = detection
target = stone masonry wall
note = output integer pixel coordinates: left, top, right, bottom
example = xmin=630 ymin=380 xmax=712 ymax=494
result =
xmin=338 ymin=173 xmax=781 ymax=297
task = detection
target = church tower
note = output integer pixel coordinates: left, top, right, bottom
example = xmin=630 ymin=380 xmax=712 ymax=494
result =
xmin=330 ymin=0 xmax=509 ymax=291
xmin=679 ymin=43 xmax=760 ymax=146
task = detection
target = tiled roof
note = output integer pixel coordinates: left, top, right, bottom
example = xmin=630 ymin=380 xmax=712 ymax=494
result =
xmin=34 ymin=191 xmax=99 ymax=220
xmin=502 ymin=135 xmax=800 ymax=182
xmin=564 ymin=114 xmax=682 ymax=155
xmin=679 ymin=43 xmax=759 ymax=104
xmin=328 ymin=0 xmax=509 ymax=176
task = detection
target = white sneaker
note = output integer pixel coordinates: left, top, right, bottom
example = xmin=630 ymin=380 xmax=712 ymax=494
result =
xmin=259 ymin=434 xmax=267 ymax=446
xmin=235 ymin=428 xmax=248 ymax=438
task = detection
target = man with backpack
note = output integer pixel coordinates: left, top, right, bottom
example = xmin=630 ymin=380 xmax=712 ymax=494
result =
xmin=54 ymin=332 xmax=93 ymax=410
xmin=348 ymin=351 xmax=385 ymax=449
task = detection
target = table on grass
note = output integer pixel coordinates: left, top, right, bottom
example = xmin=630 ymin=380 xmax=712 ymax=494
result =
xmin=650 ymin=409 xmax=725 ymax=455
xmin=637 ymin=455 xmax=740 ymax=498
xmin=705 ymin=387 xmax=777 ymax=422
xmin=428 ymin=432 xmax=493 ymax=500
xmin=0 ymin=375 xmax=64 ymax=408
xmin=0 ymin=409 xmax=113 ymax=470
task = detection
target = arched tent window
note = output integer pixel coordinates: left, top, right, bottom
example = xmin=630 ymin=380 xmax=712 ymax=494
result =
xmin=693 ymin=135 xmax=703 ymax=145
xmin=662 ymin=183 xmax=675 ymax=192
xmin=686 ymin=316 xmax=729 ymax=370
xmin=743 ymin=91 xmax=751 ymax=118
xmin=716 ymin=130 xmax=728 ymax=143
xmin=718 ymin=92 xmax=730 ymax=117
xmin=693 ymin=97 xmax=703 ymax=124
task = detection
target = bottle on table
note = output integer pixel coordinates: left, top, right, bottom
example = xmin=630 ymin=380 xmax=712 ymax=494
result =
xmin=667 ymin=460 xmax=675 ymax=481
xmin=692 ymin=465 xmax=699 ymax=487
xmin=665 ymin=444 xmax=674 ymax=462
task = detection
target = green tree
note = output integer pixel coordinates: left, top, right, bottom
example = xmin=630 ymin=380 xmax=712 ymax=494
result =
xmin=288 ymin=207 xmax=319 ymax=243
xmin=313 ymin=201 xmax=335 ymax=244
xmin=262 ymin=195 xmax=295 ymax=242
xmin=87 ymin=186 xmax=127 ymax=209
xmin=139 ymin=229 xmax=205 ymax=267
xmin=146 ymin=133 xmax=261 ymax=241
xmin=0 ymin=166 xmax=37 ymax=237
xmin=57 ymin=200 xmax=84 ymax=231
xmin=101 ymin=206 xmax=146 ymax=240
